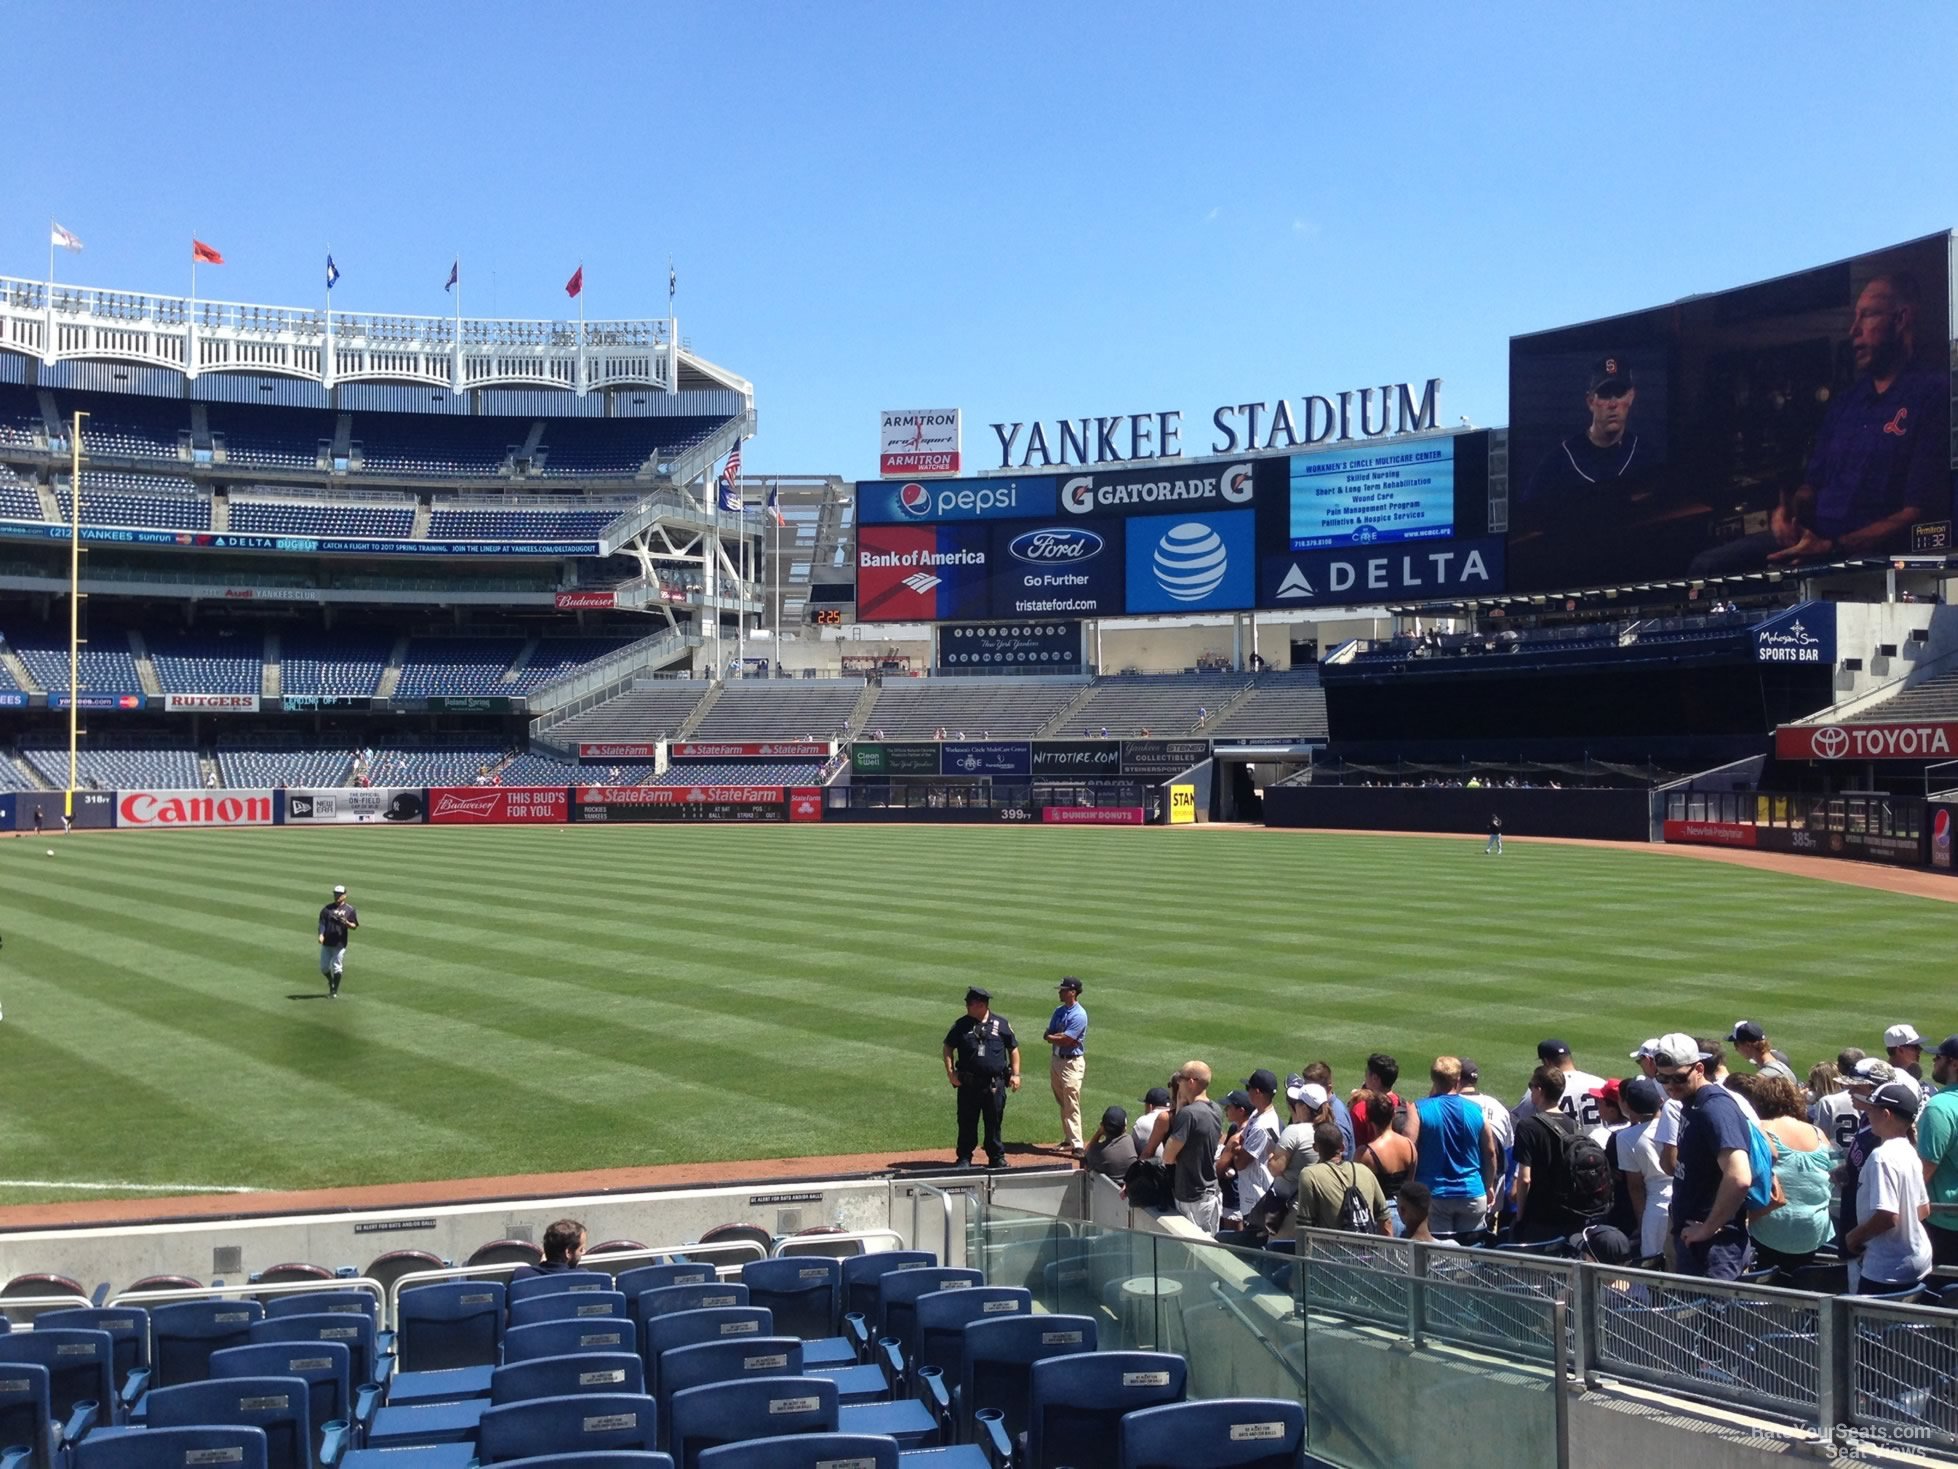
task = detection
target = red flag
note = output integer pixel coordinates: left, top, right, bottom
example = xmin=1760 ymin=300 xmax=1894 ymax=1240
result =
xmin=565 ymin=264 xmax=583 ymax=298
xmin=192 ymin=239 xmax=225 ymax=265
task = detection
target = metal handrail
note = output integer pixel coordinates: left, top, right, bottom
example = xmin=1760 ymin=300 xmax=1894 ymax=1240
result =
xmin=106 ymin=1276 xmax=386 ymax=1312
xmin=386 ymin=1242 xmax=767 ymax=1323
xmin=0 ymin=1290 xmax=95 ymax=1319
xmin=769 ymin=1229 xmax=905 ymax=1260
xmin=908 ymin=1182 xmax=958 ymax=1265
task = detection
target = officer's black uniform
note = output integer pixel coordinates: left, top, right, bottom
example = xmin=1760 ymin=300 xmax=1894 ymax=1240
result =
xmin=944 ymin=986 xmax=1018 ymax=1167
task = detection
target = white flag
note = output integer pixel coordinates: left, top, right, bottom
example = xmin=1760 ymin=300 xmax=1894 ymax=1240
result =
xmin=50 ymin=222 xmax=83 ymax=252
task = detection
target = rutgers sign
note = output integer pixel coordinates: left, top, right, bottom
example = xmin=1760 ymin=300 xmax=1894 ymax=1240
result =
xmin=118 ymin=789 xmax=275 ymax=828
xmin=1776 ymin=722 xmax=1958 ymax=761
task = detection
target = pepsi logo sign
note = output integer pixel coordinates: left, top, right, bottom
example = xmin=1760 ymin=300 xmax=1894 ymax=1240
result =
xmin=1009 ymin=528 xmax=1104 ymax=565
xmin=898 ymin=483 xmax=932 ymax=518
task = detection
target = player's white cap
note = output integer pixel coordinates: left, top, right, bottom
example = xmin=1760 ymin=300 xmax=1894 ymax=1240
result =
xmin=1884 ymin=1023 xmax=1922 ymax=1049
xmin=332 ymin=884 xmax=347 ymax=895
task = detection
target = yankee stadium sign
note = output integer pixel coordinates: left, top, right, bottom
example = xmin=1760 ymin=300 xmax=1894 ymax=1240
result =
xmin=989 ymin=380 xmax=1441 ymax=469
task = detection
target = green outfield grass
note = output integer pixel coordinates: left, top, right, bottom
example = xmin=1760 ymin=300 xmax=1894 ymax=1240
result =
xmin=0 ymin=824 xmax=1948 ymax=1205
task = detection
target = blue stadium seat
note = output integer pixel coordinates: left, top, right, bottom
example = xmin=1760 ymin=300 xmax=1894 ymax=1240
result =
xmin=0 ymin=1330 xmax=119 ymax=1430
xmin=210 ymin=1342 xmax=376 ymax=1449
xmin=507 ymin=1274 xmax=616 ymax=1309
xmin=144 ymin=1377 xmax=345 ymax=1469
xmin=492 ymin=1456 xmax=670 ymax=1469
xmin=839 ymin=1256 xmax=934 ymax=1329
xmin=149 ymin=1301 xmax=266 ymax=1390
xmin=394 ymin=1283 xmax=504 ymax=1372
xmin=653 ymin=1341 xmax=803 ymax=1452
xmin=999 ymin=1353 xmax=1186 ymax=1469
xmin=0 ymin=1358 xmax=97 ymax=1469
xmin=249 ymin=1316 xmax=388 ymax=1396
xmin=73 ymin=1427 xmax=268 ymax=1469
xmin=695 ymin=1437 xmax=896 ymax=1469
xmin=33 ymin=1310 xmax=151 ymax=1416
xmin=501 ymin=1321 xmax=638 ymax=1368
xmin=508 ymin=1292 xmax=628 ymax=1331
xmin=475 ymin=1394 xmax=659 ymax=1464
xmin=862 ymin=1271 xmax=981 ymax=1368
xmin=636 ymin=1285 xmax=750 ymax=1328
xmin=489 ymin=1354 xmax=645 ymax=1407
xmin=1115 ymin=1400 xmax=1304 ymax=1469
xmin=910 ymin=1290 xmax=1030 ymax=1383
xmin=638 ymin=1311 xmax=774 ymax=1397
xmin=735 ymin=1263 xmax=850 ymax=1368
xmin=614 ymin=1268 xmax=717 ymax=1316
xmin=667 ymin=1378 xmax=837 ymax=1469
xmin=957 ymin=1314 xmax=1097 ymax=1447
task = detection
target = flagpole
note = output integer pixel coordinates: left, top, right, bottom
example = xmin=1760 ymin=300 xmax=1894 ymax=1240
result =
xmin=773 ymin=480 xmax=782 ymax=680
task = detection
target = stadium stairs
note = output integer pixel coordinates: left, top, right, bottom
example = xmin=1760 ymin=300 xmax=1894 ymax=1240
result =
xmin=262 ymin=634 xmax=281 ymax=700
xmin=674 ymin=684 xmax=722 ymax=739
xmin=1033 ymin=683 xmax=1101 ymax=737
xmin=376 ymin=639 xmax=409 ymax=700
xmin=0 ymin=645 xmax=31 ymax=691
xmin=128 ymin=631 xmax=163 ymax=699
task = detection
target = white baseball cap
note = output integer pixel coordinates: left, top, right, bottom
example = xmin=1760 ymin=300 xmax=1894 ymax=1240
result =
xmin=332 ymin=884 xmax=347 ymax=895
xmin=1652 ymin=1032 xmax=1711 ymax=1068
xmin=1286 ymin=1080 xmax=1330 ymax=1110
xmin=1884 ymin=1023 xmax=1922 ymax=1049
xmin=1629 ymin=1038 xmax=1661 ymax=1061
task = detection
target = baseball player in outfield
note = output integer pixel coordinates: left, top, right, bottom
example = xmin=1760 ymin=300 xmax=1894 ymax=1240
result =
xmin=318 ymin=883 xmax=360 ymax=998
xmin=1485 ymin=814 xmax=1503 ymax=855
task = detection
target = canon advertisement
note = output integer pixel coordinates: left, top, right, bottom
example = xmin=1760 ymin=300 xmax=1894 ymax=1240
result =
xmin=426 ymin=787 xmax=569 ymax=825
xmin=118 ymin=789 xmax=276 ymax=829
xmin=284 ymin=788 xmax=426 ymax=824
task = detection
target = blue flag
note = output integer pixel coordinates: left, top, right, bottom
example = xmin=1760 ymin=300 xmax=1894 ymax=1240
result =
xmin=325 ymin=255 xmax=340 ymax=290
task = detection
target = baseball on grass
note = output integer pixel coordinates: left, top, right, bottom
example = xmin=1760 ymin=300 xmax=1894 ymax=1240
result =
xmin=45 ymin=849 xmax=54 ymax=857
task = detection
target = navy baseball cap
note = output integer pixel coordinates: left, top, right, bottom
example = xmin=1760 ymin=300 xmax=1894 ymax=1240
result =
xmin=1143 ymin=1086 xmax=1172 ymax=1108
xmin=1588 ymin=356 xmax=1633 ymax=394
xmin=1729 ymin=1021 xmax=1766 ymax=1044
xmin=1937 ymin=1036 xmax=1958 ymax=1062
xmin=1245 ymin=1068 xmax=1279 ymax=1096
xmin=1621 ymin=1077 xmax=1664 ymax=1115
xmin=965 ymin=986 xmax=991 ymax=1004
xmin=1458 ymin=1057 xmax=1480 ymax=1082
xmin=1222 ymin=1089 xmax=1253 ymax=1111
xmin=1058 ymin=976 xmax=1082 ymax=994
xmin=1101 ymin=1105 xmax=1127 ymax=1134
xmin=1537 ymin=1039 xmax=1572 ymax=1062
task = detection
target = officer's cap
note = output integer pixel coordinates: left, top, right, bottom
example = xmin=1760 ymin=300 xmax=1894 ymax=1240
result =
xmin=965 ymin=986 xmax=991 ymax=1004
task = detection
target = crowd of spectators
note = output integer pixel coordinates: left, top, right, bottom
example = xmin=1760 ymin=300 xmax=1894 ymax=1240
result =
xmin=1081 ymin=1020 xmax=1958 ymax=1298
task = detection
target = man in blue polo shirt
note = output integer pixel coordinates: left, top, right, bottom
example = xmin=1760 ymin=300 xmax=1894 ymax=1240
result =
xmin=1657 ymin=1031 xmax=1755 ymax=1279
xmin=1044 ymin=976 xmax=1088 ymax=1157
xmin=1691 ymin=273 xmax=1949 ymax=577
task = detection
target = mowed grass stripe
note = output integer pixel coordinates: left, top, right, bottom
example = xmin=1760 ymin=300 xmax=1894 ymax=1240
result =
xmin=0 ymin=826 xmax=1950 ymax=1201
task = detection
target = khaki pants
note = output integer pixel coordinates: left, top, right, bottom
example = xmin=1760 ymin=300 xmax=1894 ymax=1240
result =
xmin=1051 ymin=1054 xmax=1086 ymax=1150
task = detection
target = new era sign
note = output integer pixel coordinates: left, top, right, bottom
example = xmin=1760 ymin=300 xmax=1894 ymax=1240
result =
xmin=1775 ymin=722 xmax=1958 ymax=761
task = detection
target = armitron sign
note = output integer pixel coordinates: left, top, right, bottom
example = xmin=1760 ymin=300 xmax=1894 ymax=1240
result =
xmin=118 ymin=790 xmax=275 ymax=828
xmin=1775 ymin=722 xmax=1958 ymax=761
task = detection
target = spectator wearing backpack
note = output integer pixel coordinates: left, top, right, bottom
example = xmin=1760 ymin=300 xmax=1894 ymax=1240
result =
xmin=1919 ymin=1037 xmax=1958 ymax=1269
xmin=1414 ymin=1056 xmax=1497 ymax=1238
xmin=1293 ymin=1121 xmax=1393 ymax=1237
xmin=1658 ymin=1032 xmax=1757 ymax=1281
xmin=1726 ymin=1072 xmax=1833 ymax=1278
xmin=1515 ymin=1039 xmax=1608 ymax=1129
xmin=1512 ymin=1066 xmax=1615 ymax=1243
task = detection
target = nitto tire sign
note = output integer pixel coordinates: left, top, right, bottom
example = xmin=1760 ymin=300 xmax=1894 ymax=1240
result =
xmin=119 ymin=789 xmax=275 ymax=828
xmin=1776 ymin=722 xmax=1958 ymax=761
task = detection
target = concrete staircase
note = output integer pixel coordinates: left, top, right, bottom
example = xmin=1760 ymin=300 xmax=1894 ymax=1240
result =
xmin=411 ymin=500 xmax=433 ymax=538
xmin=1035 ymin=682 xmax=1102 ymax=737
xmin=846 ymin=682 xmax=880 ymax=739
xmin=262 ymin=631 xmax=282 ymax=699
xmin=376 ymin=636 xmax=410 ymax=699
xmin=674 ymin=682 xmax=723 ymax=739
xmin=503 ymin=638 xmax=538 ymax=686
xmin=127 ymin=630 xmax=164 ymax=698
xmin=0 ymin=644 xmax=35 ymax=692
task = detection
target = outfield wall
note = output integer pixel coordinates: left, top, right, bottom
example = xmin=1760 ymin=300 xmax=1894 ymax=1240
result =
xmin=1261 ymin=784 xmax=1651 ymax=841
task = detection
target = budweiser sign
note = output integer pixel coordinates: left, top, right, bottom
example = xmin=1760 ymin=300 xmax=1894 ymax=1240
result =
xmin=1775 ymin=722 xmax=1958 ymax=761
xmin=670 ymin=742 xmax=827 ymax=760
xmin=427 ymin=787 xmax=568 ymax=824
xmin=579 ymin=743 xmax=658 ymax=760
xmin=118 ymin=789 xmax=275 ymax=828
xmin=555 ymin=590 xmax=617 ymax=609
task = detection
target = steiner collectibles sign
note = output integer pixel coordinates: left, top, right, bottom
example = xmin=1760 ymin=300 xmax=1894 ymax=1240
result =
xmin=987 ymin=380 xmax=1441 ymax=469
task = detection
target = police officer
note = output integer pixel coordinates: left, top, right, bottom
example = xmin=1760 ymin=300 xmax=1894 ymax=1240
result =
xmin=317 ymin=883 xmax=360 ymax=998
xmin=943 ymin=985 xmax=1020 ymax=1169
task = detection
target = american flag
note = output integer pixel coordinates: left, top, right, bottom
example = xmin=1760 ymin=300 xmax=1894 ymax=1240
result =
xmin=717 ymin=443 xmax=743 ymax=513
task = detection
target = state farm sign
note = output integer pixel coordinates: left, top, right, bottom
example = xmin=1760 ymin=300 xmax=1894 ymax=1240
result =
xmin=427 ymin=787 xmax=569 ymax=824
xmin=1775 ymin=722 xmax=1958 ymax=761
xmin=119 ymin=789 xmax=275 ymax=828
xmin=579 ymin=743 xmax=659 ymax=760
xmin=670 ymin=742 xmax=828 ymax=759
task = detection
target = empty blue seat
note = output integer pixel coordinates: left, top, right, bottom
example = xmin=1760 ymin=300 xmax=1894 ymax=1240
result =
xmin=867 ymin=1271 xmax=981 ymax=1367
xmin=1115 ymin=1399 xmax=1304 ymax=1469
xmin=145 ymin=1376 xmax=346 ymax=1469
xmin=150 ymin=1301 xmax=266 ymax=1390
xmin=637 ymin=1285 xmax=749 ymax=1326
xmin=639 ymin=1311 xmax=774 ymax=1397
xmin=475 ymin=1394 xmax=659 ymax=1464
xmin=395 ymin=1283 xmax=503 ymax=1372
xmin=839 ymin=1256 xmax=934 ymax=1329
xmin=736 ymin=1263 xmax=838 ymax=1344
xmin=262 ymin=1295 xmax=378 ymax=1329
xmin=615 ymin=1268 xmax=717 ymax=1317
xmin=695 ymin=1437 xmax=896 ymax=1469
xmin=910 ymin=1289 xmax=1030 ymax=1382
xmin=34 ymin=1311 xmax=150 ymax=1416
xmin=508 ymin=1274 xmax=616 ymax=1309
xmin=0 ymin=1329 xmax=118 ymax=1429
xmin=493 ymin=1455 xmax=669 ymax=1469
xmin=251 ymin=1316 xmax=388 ymax=1394
xmin=490 ymin=1354 xmax=645 ymax=1406
xmin=502 ymin=1321 xmax=638 ymax=1368
xmin=0 ymin=1360 xmax=97 ymax=1469
xmin=210 ymin=1342 xmax=375 ymax=1449
xmin=654 ymin=1341 xmax=802 ymax=1451
xmin=958 ymin=1315 xmax=1096 ymax=1445
xmin=509 ymin=1292 xmax=628 ymax=1331
xmin=668 ymin=1377 xmax=838 ymax=1469
xmin=73 ymin=1426 xmax=268 ymax=1469
xmin=999 ymin=1353 xmax=1186 ymax=1469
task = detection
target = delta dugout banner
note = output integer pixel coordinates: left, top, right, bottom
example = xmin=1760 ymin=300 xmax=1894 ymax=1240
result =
xmin=426 ymin=787 xmax=569 ymax=824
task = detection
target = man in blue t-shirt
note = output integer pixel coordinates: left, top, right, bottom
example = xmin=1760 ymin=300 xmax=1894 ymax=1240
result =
xmin=1413 ymin=1056 xmax=1497 ymax=1238
xmin=1657 ymin=1031 xmax=1755 ymax=1279
xmin=1691 ymin=273 xmax=1950 ymax=577
xmin=1043 ymin=977 xmax=1089 ymax=1157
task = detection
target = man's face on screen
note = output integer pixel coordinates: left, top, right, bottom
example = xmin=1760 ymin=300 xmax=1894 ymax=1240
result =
xmin=1586 ymin=385 xmax=1634 ymax=444
xmin=1850 ymin=282 xmax=1907 ymax=375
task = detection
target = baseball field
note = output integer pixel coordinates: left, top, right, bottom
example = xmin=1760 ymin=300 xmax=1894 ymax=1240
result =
xmin=0 ymin=823 xmax=1948 ymax=1206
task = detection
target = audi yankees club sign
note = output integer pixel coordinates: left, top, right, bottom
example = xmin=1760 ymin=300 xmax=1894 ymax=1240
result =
xmin=1775 ymin=721 xmax=1958 ymax=761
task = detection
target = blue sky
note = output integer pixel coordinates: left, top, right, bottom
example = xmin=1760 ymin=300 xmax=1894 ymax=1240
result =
xmin=5 ymin=2 xmax=1955 ymax=479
